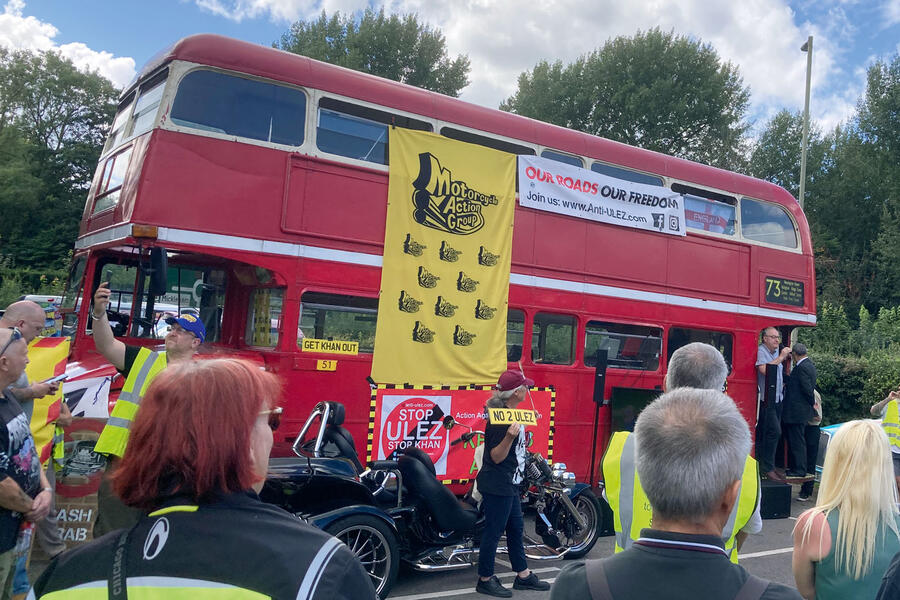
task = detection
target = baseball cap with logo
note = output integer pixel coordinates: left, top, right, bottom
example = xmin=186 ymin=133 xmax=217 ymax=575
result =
xmin=496 ymin=369 xmax=535 ymax=392
xmin=164 ymin=313 xmax=206 ymax=343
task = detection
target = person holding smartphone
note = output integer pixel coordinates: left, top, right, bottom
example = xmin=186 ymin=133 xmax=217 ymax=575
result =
xmin=90 ymin=280 xmax=206 ymax=536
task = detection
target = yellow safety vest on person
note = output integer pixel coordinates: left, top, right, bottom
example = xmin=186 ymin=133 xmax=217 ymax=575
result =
xmin=883 ymin=400 xmax=900 ymax=451
xmin=94 ymin=349 xmax=167 ymax=458
xmin=602 ymin=431 xmax=760 ymax=564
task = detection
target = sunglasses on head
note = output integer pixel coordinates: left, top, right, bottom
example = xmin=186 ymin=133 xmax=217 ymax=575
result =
xmin=0 ymin=327 xmax=22 ymax=359
xmin=259 ymin=406 xmax=283 ymax=431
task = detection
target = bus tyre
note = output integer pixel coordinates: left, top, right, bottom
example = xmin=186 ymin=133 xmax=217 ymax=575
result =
xmin=559 ymin=489 xmax=602 ymax=560
xmin=324 ymin=514 xmax=399 ymax=599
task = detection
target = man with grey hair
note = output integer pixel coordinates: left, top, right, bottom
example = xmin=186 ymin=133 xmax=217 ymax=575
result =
xmin=665 ymin=341 xmax=728 ymax=391
xmin=551 ymin=389 xmax=801 ymax=600
xmin=603 ymin=343 xmax=761 ymax=564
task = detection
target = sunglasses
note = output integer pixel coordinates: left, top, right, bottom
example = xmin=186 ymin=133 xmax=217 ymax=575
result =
xmin=259 ymin=406 xmax=283 ymax=431
xmin=0 ymin=328 xmax=22 ymax=359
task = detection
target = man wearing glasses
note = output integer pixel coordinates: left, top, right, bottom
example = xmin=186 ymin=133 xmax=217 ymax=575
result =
xmin=756 ymin=327 xmax=792 ymax=482
xmin=90 ymin=282 xmax=206 ymax=536
xmin=0 ymin=328 xmax=52 ymax=599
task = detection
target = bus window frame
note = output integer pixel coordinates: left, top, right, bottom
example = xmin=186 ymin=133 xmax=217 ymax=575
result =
xmin=298 ymin=290 xmax=379 ymax=354
xmin=584 ymin=318 xmax=663 ymax=372
xmin=665 ymin=326 xmax=735 ymax=376
xmin=531 ymin=311 xmax=577 ymax=366
xmin=590 ymin=160 xmax=664 ymax=187
xmin=738 ymin=195 xmax=800 ymax=251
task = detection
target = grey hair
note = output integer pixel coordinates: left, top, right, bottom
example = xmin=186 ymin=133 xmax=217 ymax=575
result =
xmin=634 ymin=388 xmax=750 ymax=522
xmin=486 ymin=385 xmax=525 ymax=408
xmin=791 ymin=342 xmax=808 ymax=356
xmin=665 ymin=342 xmax=728 ymax=390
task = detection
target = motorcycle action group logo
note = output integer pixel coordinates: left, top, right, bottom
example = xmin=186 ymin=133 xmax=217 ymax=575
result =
xmin=412 ymin=153 xmax=498 ymax=235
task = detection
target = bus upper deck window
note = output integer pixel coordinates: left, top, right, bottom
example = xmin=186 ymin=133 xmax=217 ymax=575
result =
xmin=171 ymin=70 xmax=306 ymax=146
xmin=740 ymin=197 xmax=798 ymax=248
xmin=591 ymin=162 xmax=663 ymax=187
xmin=507 ymin=309 xmax=525 ymax=362
xmin=129 ymin=70 xmax=168 ymax=139
xmin=532 ymin=313 xmax=575 ymax=365
xmin=673 ymin=183 xmax=737 ymax=236
xmin=103 ymin=93 xmax=135 ymax=155
xmin=315 ymin=97 xmax=432 ymax=165
xmin=586 ymin=322 xmax=662 ymax=371
xmin=541 ymin=150 xmax=583 ymax=168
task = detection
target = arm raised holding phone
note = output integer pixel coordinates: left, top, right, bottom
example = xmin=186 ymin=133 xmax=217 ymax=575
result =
xmin=92 ymin=281 xmax=126 ymax=372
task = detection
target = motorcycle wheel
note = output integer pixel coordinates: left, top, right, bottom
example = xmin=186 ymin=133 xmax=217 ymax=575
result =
xmin=324 ymin=514 xmax=399 ymax=599
xmin=558 ymin=489 xmax=602 ymax=559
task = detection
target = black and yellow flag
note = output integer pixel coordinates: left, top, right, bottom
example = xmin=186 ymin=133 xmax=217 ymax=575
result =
xmin=371 ymin=129 xmax=516 ymax=385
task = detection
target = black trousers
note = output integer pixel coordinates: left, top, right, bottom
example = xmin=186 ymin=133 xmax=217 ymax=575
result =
xmin=784 ymin=422 xmax=808 ymax=474
xmin=800 ymin=424 xmax=821 ymax=497
xmin=756 ymin=401 xmax=782 ymax=474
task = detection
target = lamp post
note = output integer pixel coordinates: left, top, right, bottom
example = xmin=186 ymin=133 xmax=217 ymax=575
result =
xmin=799 ymin=36 xmax=813 ymax=210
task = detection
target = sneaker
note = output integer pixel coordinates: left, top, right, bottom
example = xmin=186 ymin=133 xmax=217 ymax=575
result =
xmin=476 ymin=576 xmax=512 ymax=598
xmin=797 ymin=494 xmax=810 ymax=502
xmin=513 ymin=572 xmax=551 ymax=591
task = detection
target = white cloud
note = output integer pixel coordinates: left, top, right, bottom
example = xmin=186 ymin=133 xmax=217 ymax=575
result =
xmin=197 ymin=0 xmax=866 ymax=134
xmin=0 ymin=0 xmax=135 ymax=88
xmin=885 ymin=0 xmax=900 ymax=25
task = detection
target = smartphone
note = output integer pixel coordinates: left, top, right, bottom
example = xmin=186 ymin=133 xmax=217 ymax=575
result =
xmin=41 ymin=374 xmax=68 ymax=384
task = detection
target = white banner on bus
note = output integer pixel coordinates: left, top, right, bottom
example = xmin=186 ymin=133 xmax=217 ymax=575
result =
xmin=517 ymin=156 xmax=686 ymax=236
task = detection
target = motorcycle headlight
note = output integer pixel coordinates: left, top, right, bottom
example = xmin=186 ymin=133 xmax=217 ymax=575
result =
xmin=552 ymin=462 xmax=567 ymax=471
xmin=561 ymin=472 xmax=576 ymax=486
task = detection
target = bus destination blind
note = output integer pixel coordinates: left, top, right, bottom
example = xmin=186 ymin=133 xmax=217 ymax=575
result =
xmin=764 ymin=276 xmax=804 ymax=307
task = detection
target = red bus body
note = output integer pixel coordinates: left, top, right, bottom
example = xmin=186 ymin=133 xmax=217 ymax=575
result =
xmin=63 ymin=35 xmax=815 ymax=487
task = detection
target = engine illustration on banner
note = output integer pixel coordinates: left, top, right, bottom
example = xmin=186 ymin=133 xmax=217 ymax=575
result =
xmin=371 ymin=129 xmax=516 ymax=386
xmin=369 ymin=386 xmax=555 ymax=482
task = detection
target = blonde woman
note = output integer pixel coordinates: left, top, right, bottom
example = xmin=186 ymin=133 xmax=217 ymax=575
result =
xmin=793 ymin=420 xmax=900 ymax=599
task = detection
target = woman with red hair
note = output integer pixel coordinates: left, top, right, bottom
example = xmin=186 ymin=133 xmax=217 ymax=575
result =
xmin=30 ymin=358 xmax=375 ymax=599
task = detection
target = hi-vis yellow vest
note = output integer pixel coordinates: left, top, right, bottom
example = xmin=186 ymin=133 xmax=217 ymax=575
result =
xmin=602 ymin=431 xmax=760 ymax=564
xmin=883 ymin=400 xmax=900 ymax=451
xmin=94 ymin=349 xmax=167 ymax=458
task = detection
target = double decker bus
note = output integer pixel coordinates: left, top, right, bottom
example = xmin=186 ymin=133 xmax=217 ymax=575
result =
xmin=61 ymin=34 xmax=815 ymax=489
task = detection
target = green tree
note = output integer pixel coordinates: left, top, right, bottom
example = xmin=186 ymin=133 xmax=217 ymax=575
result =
xmin=501 ymin=28 xmax=751 ymax=170
xmin=276 ymin=8 xmax=470 ymax=97
xmin=0 ymin=49 xmax=116 ymax=272
xmin=748 ymin=109 xmax=825 ymax=201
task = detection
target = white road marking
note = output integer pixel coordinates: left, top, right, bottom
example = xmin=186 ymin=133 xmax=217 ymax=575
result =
xmin=738 ymin=546 xmax=794 ymax=559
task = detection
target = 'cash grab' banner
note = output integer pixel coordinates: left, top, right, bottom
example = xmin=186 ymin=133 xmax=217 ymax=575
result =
xmin=518 ymin=155 xmax=686 ymax=236
xmin=371 ymin=129 xmax=516 ymax=385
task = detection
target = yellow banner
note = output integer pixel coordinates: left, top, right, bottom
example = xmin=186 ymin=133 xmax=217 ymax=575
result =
xmin=487 ymin=407 xmax=538 ymax=425
xmin=371 ymin=129 xmax=516 ymax=385
xmin=24 ymin=337 xmax=69 ymax=467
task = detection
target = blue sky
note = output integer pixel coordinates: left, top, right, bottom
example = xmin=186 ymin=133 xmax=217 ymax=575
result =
xmin=3 ymin=0 xmax=899 ymax=134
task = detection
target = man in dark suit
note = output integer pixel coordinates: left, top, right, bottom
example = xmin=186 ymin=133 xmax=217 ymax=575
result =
xmin=782 ymin=343 xmax=817 ymax=477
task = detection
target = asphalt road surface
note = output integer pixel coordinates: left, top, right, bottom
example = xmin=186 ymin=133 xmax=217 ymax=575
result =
xmin=389 ymin=483 xmax=811 ymax=599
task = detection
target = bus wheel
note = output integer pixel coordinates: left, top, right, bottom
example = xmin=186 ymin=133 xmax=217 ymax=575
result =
xmin=324 ymin=514 xmax=399 ymax=598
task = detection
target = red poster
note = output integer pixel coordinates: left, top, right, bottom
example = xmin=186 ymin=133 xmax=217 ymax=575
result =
xmin=367 ymin=386 xmax=555 ymax=482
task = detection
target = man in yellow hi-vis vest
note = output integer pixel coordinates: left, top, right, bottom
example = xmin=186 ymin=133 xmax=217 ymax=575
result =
xmin=603 ymin=342 xmax=761 ymax=563
xmin=90 ymin=281 xmax=205 ymax=536
xmin=871 ymin=387 xmax=900 ymax=494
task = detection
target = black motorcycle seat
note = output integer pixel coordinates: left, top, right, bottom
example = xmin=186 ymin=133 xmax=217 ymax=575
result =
xmin=327 ymin=402 xmax=347 ymax=426
xmin=398 ymin=452 xmax=476 ymax=533
xmin=321 ymin=424 xmax=364 ymax=473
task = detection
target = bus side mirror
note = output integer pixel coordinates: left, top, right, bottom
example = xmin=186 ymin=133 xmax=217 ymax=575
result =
xmin=148 ymin=248 xmax=168 ymax=297
xmin=593 ymin=348 xmax=608 ymax=405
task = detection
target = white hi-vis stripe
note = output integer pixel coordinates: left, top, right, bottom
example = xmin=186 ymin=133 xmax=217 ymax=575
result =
xmin=75 ymin=225 xmax=816 ymax=324
xmin=296 ymin=536 xmax=343 ymax=600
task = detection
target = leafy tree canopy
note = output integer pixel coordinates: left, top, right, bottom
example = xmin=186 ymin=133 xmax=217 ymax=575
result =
xmin=501 ymin=28 xmax=751 ymax=170
xmin=276 ymin=8 xmax=470 ymax=97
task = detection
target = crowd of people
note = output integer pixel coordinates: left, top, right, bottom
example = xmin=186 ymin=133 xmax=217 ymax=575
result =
xmin=4 ymin=288 xmax=900 ymax=599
